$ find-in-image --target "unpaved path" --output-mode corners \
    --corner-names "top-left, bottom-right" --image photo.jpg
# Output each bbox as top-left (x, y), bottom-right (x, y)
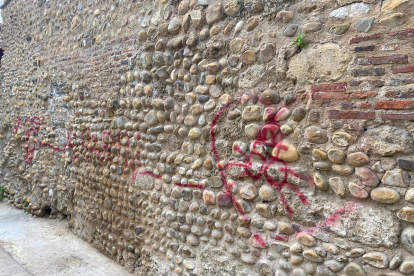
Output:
top-left (0, 203), bottom-right (133, 276)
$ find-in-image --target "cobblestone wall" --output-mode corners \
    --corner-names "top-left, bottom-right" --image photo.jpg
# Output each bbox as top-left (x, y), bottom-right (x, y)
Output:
top-left (1, 0), bottom-right (414, 275)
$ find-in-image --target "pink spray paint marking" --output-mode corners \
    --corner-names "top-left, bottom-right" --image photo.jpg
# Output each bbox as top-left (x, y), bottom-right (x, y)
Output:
top-left (175, 183), bottom-right (205, 189)
top-left (138, 171), bottom-right (161, 179)
top-left (210, 100), bottom-right (310, 217)
top-left (12, 116), bottom-right (75, 164)
top-left (252, 233), bottom-right (267, 248)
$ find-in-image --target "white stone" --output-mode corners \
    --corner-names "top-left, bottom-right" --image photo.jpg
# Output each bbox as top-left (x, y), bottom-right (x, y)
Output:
top-left (330, 3), bottom-right (370, 18)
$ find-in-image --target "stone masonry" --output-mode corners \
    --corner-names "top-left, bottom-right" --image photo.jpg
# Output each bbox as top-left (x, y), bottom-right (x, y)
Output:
top-left (1, 0), bottom-right (414, 275)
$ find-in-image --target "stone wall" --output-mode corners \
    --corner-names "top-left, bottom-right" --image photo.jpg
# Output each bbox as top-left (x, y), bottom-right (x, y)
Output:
top-left (1, 0), bottom-right (414, 275)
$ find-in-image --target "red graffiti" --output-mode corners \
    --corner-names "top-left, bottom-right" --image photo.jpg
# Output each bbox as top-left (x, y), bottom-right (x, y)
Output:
top-left (294, 202), bottom-right (357, 241)
top-left (210, 100), bottom-right (310, 217)
top-left (273, 235), bottom-right (290, 242)
top-left (139, 171), bottom-right (161, 179)
top-left (320, 202), bottom-right (356, 228)
top-left (175, 183), bottom-right (205, 189)
top-left (252, 233), bottom-right (267, 248)
top-left (12, 116), bottom-right (74, 163)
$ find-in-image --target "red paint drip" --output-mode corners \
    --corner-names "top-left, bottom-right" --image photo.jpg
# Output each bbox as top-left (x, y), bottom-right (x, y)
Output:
top-left (174, 183), bottom-right (204, 189)
top-left (139, 171), bottom-right (161, 179)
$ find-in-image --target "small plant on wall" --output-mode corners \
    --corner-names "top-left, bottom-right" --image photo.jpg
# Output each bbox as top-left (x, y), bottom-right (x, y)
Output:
top-left (294, 33), bottom-right (307, 50)
top-left (23, 199), bottom-right (29, 212)
top-left (0, 186), bottom-right (5, 201)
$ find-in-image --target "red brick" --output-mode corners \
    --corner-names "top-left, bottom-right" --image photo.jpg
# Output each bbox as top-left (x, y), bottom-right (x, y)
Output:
top-left (313, 93), bottom-right (349, 100)
top-left (393, 65), bottom-right (414, 74)
top-left (388, 28), bottom-right (414, 39)
top-left (354, 55), bottom-right (408, 65)
top-left (311, 82), bottom-right (347, 93)
top-left (381, 113), bottom-right (414, 120)
top-left (329, 110), bottom-right (375, 119)
top-left (374, 100), bottom-right (414, 109)
top-left (350, 92), bottom-right (377, 99)
top-left (350, 33), bottom-right (381, 44)
top-left (359, 103), bottom-right (372, 108)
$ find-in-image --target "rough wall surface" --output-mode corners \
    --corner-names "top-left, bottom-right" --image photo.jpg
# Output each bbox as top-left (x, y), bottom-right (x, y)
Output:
top-left (1, 0), bottom-right (414, 275)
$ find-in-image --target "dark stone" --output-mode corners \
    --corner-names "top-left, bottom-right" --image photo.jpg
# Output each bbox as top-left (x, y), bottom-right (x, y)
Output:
top-left (171, 199), bottom-right (178, 210)
top-left (182, 188), bottom-right (193, 200)
top-left (283, 93), bottom-right (296, 104)
top-left (309, 109), bottom-right (321, 122)
top-left (352, 68), bottom-right (385, 77)
top-left (283, 24), bottom-right (299, 37)
top-left (398, 158), bottom-right (414, 172)
top-left (388, 77), bottom-right (414, 86)
top-left (198, 95), bottom-right (210, 103)
top-left (292, 107), bottom-right (306, 122)
top-left (135, 226), bottom-right (145, 235)
top-left (199, 204), bottom-right (210, 215)
top-left (355, 45), bottom-right (375, 52)
top-left (117, 166), bottom-right (123, 175)
top-left (217, 192), bottom-right (233, 208)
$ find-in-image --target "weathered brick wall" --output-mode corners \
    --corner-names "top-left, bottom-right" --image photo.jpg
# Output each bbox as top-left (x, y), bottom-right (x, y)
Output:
top-left (1, 0), bottom-right (414, 275)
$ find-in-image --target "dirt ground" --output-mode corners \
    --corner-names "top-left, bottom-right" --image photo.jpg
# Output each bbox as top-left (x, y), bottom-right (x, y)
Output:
top-left (0, 202), bottom-right (133, 276)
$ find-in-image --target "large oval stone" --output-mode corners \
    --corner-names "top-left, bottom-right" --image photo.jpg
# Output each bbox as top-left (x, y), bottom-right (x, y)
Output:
top-left (389, 253), bottom-right (403, 270)
top-left (305, 126), bottom-right (328, 144)
top-left (400, 261), bottom-right (414, 274)
top-left (314, 172), bottom-right (329, 191)
top-left (347, 152), bottom-right (369, 166)
top-left (349, 183), bottom-right (369, 198)
top-left (239, 183), bottom-right (258, 200)
top-left (362, 252), bottom-right (389, 268)
top-left (303, 250), bottom-right (323, 262)
top-left (324, 260), bottom-right (345, 272)
top-left (406, 188), bottom-right (414, 202)
top-left (398, 207), bottom-right (414, 223)
top-left (398, 158), bottom-right (414, 172)
top-left (401, 227), bottom-right (414, 253)
top-left (328, 149), bottom-right (345, 164)
top-left (259, 89), bottom-right (280, 104)
top-left (242, 105), bottom-right (262, 122)
top-left (297, 233), bottom-right (315, 247)
top-left (272, 140), bottom-right (300, 162)
top-left (332, 164), bottom-right (354, 176)
top-left (217, 192), bottom-right (233, 208)
top-left (332, 132), bottom-right (353, 146)
top-left (371, 187), bottom-right (400, 204)
top-left (344, 262), bottom-right (366, 276)
top-left (259, 185), bottom-right (277, 201)
top-left (329, 177), bottom-right (345, 197)
top-left (206, 3), bottom-right (223, 25)
top-left (355, 167), bottom-right (379, 187)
